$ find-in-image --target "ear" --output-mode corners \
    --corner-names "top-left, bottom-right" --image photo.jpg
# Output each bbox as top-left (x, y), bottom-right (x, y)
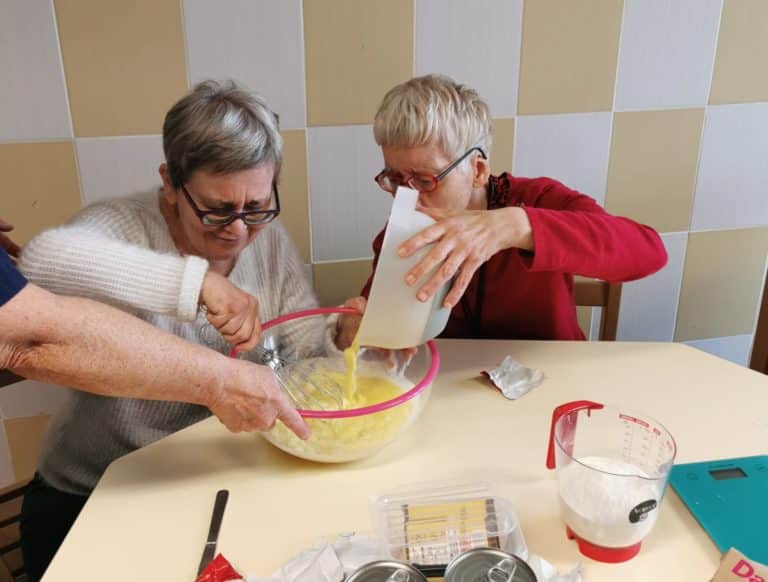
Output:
top-left (471, 152), bottom-right (491, 188)
top-left (159, 163), bottom-right (177, 204)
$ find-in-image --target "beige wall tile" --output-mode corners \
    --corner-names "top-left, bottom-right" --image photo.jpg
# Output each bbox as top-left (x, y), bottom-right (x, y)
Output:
top-left (604, 109), bottom-right (704, 233)
top-left (313, 259), bottom-right (373, 306)
top-left (710, 0), bottom-right (768, 104)
top-left (518, 0), bottom-right (624, 114)
top-left (4, 416), bottom-right (50, 484)
top-left (54, 0), bottom-right (188, 137)
top-left (675, 228), bottom-right (768, 341)
top-left (280, 130), bottom-right (311, 262)
top-left (491, 118), bottom-right (515, 175)
top-left (303, 0), bottom-right (414, 126)
top-left (0, 142), bottom-right (82, 245)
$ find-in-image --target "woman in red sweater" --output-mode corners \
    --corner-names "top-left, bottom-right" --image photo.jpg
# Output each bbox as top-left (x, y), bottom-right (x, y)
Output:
top-left (338, 74), bottom-right (667, 343)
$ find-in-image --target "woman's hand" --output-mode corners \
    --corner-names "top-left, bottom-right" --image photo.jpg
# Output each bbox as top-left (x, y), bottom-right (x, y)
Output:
top-left (208, 359), bottom-right (309, 439)
top-left (201, 271), bottom-right (261, 353)
top-left (0, 217), bottom-right (21, 261)
top-left (335, 296), bottom-right (366, 350)
top-left (398, 206), bottom-right (533, 308)
top-left (335, 296), bottom-right (418, 364)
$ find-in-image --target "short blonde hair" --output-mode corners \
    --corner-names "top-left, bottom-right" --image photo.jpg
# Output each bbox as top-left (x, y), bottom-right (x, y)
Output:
top-left (373, 74), bottom-right (492, 160)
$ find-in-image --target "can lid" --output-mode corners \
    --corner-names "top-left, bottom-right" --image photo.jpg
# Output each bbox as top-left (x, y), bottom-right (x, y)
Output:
top-left (444, 548), bottom-right (537, 582)
top-left (346, 560), bottom-right (428, 582)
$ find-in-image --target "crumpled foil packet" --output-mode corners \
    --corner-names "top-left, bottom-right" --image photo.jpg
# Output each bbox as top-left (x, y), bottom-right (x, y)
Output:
top-left (483, 355), bottom-right (544, 400)
top-left (247, 533), bottom-right (387, 582)
top-left (195, 554), bottom-right (243, 582)
top-left (528, 555), bottom-right (582, 582)
top-left (245, 533), bottom-right (579, 582)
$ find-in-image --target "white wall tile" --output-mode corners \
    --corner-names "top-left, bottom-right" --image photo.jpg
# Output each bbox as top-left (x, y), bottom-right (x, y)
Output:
top-left (0, 422), bottom-right (14, 488)
top-left (691, 103), bottom-right (768, 231)
top-left (308, 125), bottom-right (391, 261)
top-left (513, 112), bottom-right (612, 204)
top-left (415, 0), bottom-right (522, 118)
top-left (684, 334), bottom-right (754, 367)
top-left (0, 0), bottom-right (72, 141)
top-left (615, 0), bottom-right (722, 110)
top-left (0, 380), bottom-right (69, 420)
top-left (617, 232), bottom-right (688, 341)
top-left (184, 0), bottom-right (306, 130)
top-left (76, 136), bottom-right (164, 204)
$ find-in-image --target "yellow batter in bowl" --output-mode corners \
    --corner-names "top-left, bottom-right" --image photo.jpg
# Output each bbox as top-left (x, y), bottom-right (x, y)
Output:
top-left (264, 346), bottom-right (422, 462)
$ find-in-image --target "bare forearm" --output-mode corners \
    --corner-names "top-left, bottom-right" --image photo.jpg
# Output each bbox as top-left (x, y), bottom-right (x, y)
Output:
top-left (2, 284), bottom-right (223, 407)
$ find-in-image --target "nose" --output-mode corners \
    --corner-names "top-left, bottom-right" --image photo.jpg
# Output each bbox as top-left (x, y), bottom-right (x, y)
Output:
top-left (223, 218), bottom-right (247, 236)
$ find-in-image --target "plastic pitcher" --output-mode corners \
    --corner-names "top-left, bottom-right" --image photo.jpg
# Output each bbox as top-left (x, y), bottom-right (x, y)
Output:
top-left (357, 187), bottom-right (451, 349)
top-left (545, 400), bottom-right (677, 562)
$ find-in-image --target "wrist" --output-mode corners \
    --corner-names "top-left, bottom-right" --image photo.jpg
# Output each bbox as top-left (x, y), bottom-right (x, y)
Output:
top-left (496, 206), bottom-right (533, 251)
top-left (513, 206), bottom-right (534, 251)
top-left (196, 352), bottom-right (230, 409)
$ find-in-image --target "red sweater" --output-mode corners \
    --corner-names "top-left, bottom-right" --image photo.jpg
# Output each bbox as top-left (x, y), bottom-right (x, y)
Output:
top-left (361, 173), bottom-right (668, 340)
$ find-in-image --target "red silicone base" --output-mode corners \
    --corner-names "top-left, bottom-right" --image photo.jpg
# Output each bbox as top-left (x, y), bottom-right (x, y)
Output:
top-left (566, 526), bottom-right (642, 563)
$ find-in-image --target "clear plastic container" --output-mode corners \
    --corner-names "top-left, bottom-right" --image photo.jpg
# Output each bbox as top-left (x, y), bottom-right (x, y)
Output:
top-left (370, 481), bottom-right (528, 568)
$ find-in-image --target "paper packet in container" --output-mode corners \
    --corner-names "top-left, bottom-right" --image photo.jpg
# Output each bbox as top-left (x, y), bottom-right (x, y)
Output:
top-left (370, 481), bottom-right (528, 569)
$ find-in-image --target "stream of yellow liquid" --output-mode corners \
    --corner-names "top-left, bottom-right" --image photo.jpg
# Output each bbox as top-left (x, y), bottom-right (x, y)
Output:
top-left (342, 339), bottom-right (360, 401)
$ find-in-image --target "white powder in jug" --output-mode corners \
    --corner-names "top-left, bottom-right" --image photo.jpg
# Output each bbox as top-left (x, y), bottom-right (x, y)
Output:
top-left (558, 456), bottom-right (660, 547)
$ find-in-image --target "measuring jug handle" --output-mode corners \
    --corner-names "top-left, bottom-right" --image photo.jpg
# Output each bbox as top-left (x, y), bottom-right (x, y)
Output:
top-left (545, 400), bottom-right (605, 469)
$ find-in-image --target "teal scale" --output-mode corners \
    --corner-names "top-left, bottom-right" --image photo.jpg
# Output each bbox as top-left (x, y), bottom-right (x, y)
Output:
top-left (670, 455), bottom-right (768, 562)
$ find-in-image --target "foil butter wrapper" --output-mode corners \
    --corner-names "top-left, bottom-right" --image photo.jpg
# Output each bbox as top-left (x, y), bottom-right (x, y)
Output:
top-left (196, 554), bottom-right (243, 582)
top-left (483, 356), bottom-right (544, 400)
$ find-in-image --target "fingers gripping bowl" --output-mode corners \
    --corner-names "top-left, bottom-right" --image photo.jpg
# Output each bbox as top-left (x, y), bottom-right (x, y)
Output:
top-left (235, 308), bottom-right (440, 462)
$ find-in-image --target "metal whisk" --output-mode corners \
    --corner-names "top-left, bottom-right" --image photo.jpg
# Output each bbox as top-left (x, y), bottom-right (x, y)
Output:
top-left (254, 334), bottom-right (347, 411)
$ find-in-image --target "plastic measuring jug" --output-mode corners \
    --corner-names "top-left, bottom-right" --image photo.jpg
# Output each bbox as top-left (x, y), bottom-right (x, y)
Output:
top-left (357, 187), bottom-right (451, 349)
top-left (545, 400), bottom-right (677, 562)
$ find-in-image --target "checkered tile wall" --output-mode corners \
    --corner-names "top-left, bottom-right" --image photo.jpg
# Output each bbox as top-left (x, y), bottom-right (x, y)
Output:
top-left (1, 0), bottom-right (768, 489)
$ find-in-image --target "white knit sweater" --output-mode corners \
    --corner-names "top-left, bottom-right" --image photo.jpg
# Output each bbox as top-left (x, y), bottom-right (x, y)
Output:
top-left (19, 190), bottom-right (322, 495)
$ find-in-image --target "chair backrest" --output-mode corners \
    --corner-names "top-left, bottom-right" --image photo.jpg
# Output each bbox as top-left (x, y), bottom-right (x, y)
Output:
top-left (574, 277), bottom-right (623, 341)
top-left (0, 482), bottom-right (27, 581)
top-left (1, 371), bottom-right (34, 582)
top-left (750, 271), bottom-right (768, 374)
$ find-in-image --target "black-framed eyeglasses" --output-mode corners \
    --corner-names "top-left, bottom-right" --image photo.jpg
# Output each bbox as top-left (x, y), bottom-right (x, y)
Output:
top-left (180, 183), bottom-right (281, 227)
top-left (374, 146), bottom-right (488, 194)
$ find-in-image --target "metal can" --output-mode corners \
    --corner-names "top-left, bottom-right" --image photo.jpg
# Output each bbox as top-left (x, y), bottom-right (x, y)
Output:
top-left (444, 548), bottom-right (537, 582)
top-left (346, 559), bottom-right (429, 582)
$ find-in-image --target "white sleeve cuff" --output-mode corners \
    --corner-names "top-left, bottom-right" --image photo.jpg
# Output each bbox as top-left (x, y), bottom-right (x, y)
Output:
top-left (177, 256), bottom-right (209, 321)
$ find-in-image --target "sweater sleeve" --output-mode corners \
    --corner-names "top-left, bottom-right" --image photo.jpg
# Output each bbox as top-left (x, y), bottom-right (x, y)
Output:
top-left (518, 179), bottom-right (668, 282)
top-left (19, 200), bottom-right (209, 321)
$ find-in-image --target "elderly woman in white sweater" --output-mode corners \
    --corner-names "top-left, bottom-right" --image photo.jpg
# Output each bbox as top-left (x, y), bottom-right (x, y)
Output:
top-left (18, 80), bottom-right (331, 581)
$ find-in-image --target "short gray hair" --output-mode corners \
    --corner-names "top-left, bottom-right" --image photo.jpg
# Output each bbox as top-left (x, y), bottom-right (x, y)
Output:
top-left (373, 74), bottom-right (492, 160)
top-left (163, 80), bottom-right (283, 188)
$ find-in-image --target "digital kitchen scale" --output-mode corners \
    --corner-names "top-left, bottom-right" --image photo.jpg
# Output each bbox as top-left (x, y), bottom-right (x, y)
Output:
top-left (670, 455), bottom-right (768, 562)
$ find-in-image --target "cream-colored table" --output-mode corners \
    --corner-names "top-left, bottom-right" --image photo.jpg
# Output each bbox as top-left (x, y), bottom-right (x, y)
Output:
top-left (43, 340), bottom-right (768, 581)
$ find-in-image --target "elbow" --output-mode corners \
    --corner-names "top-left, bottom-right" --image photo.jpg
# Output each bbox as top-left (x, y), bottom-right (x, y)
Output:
top-left (17, 227), bottom-right (72, 278)
top-left (647, 236), bottom-right (668, 276)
